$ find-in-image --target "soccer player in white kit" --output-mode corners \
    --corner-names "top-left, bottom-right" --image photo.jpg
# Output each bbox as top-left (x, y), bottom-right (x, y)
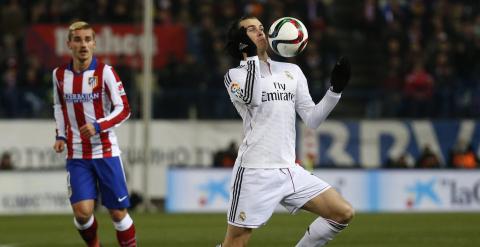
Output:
top-left (218, 16), bottom-right (354, 247)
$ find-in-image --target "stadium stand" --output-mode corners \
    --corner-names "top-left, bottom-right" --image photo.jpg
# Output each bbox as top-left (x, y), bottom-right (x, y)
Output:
top-left (0, 0), bottom-right (478, 120)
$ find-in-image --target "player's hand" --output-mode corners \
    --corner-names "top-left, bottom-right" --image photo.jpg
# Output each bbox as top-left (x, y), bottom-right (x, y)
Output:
top-left (53, 140), bottom-right (65, 153)
top-left (238, 27), bottom-right (257, 57)
top-left (330, 56), bottom-right (351, 93)
top-left (226, 27), bottom-right (257, 59)
top-left (79, 123), bottom-right (96, 138)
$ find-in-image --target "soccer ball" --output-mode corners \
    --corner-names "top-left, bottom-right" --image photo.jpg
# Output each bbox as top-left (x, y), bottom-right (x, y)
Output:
top-left (268, 17), bottom-right (308, 57)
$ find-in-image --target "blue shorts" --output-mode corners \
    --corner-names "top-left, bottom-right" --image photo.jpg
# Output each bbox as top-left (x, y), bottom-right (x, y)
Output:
top-left (66, 157), bottom-right (130, 209)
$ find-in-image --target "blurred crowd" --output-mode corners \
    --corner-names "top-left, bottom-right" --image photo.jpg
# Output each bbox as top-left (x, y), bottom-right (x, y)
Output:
top-left (384, 141), bottom-right (479, 169)
top-left (0, 0), bottom-right (479, 119)
top-left (365, 0), bottom-right (480, 118)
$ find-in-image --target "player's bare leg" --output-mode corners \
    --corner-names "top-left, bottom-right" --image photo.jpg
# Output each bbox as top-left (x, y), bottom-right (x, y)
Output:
top-left (72, 200), bottom-right (99, 247)
top-left (296, 188), bottom-right (354, 247)
top-left (221, 224), bottom-right (253, 247)
top-left (109, 208), bottom-right (137, 247)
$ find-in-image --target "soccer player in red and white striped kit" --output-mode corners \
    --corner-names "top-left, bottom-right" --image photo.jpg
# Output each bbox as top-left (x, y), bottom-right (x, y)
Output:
top-left (52, 21), bottom-right (136, 247)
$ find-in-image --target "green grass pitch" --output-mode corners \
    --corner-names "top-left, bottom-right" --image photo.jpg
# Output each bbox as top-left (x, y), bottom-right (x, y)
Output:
top-left (0, 212), bottom-right (479, 246)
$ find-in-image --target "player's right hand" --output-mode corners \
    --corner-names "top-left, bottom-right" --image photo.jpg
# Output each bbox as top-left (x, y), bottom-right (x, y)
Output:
top-left (238, 27), bottom-right (257, 57)
top-left (53, 140), bottom-right (65, 153)
top-left (226, 26), bottom-right (257, 59)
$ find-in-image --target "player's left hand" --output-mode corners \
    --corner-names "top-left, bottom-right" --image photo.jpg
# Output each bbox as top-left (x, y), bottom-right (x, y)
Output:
top-left (80, 123), bottom-right (96, 138)
top-left (330, 56), bottom-right (351, 93)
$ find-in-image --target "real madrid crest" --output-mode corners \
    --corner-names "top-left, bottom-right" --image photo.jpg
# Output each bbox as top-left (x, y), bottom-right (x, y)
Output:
top-left (284, 71), bottom-right (293, 80)
top-left (239, 211), bottom-right (247, 222)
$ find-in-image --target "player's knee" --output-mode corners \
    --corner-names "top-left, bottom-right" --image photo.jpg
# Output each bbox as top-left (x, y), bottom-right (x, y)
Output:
top-left (224, 226), bottom-right (252, 247)
top-left (73, 208), bottom-right (94, 224)
top-left (338, 203), bottom-right (355, 224)
top-left (74, 212), bottom-right (93, 225)
top-left (109, 208), bottom-right (128, 222)
top-left (224, 237), bottom-right (250, 247)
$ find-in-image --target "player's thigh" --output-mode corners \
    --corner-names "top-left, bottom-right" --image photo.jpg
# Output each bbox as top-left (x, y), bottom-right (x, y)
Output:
top-left (67, 159), bottom-right (98, 204)
top-left (280, 165), bottom-right (331, 214)
top-left (225, 224), bottom-right (253, 243)
top-left (227, 166), bottom-right (284, 228)
top-left (93, 157), bottom-right (130, 209)
top-left (302, 187), bottom-right (354, 223)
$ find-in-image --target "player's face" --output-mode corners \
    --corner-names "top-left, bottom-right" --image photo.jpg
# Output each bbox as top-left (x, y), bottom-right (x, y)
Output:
top-left (67, 29), bottom-right (96, 62)
top-left (240, 18), bottom-right (268, 53)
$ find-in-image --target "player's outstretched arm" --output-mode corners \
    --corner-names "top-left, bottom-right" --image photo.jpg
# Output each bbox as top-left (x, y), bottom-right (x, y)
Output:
top-left (296, 56), bottom-right (351, 129)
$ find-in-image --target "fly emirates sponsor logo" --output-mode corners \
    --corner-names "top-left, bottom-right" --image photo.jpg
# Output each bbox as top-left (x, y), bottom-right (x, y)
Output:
top-left (262, 82), bottom-right (295, 103)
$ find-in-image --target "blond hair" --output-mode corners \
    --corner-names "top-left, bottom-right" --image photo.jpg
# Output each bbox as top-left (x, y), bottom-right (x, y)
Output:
top-left (68, 21), bottom-right (95, 41)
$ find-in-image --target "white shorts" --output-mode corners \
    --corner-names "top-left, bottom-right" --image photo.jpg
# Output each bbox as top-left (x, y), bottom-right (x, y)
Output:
top-left (227, 164), bottom-right (331, 228)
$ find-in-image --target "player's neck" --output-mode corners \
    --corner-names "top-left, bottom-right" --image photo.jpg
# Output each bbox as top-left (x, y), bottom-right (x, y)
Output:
top-left (73, 57), bottom-right (93, 73)
top-left (258, 52), bottom-right (268, 62)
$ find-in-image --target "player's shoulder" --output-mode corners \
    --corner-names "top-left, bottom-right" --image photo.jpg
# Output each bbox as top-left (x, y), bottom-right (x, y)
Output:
top-left (269, 59), bottom-right (300, 71)
top-left (227, 64), bottom-right (247, 72)
top-left (53, 63), bottom-right (69, 72)
top-left (98, 61), bottom-right (112, 71)
top-left (100, 63), bottom-right (118, 77)
top-left (225, 64), bottom-right (248, 78)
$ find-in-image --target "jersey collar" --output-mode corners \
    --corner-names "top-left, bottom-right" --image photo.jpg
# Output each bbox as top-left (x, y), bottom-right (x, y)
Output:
top-left (67, 57), bottom-right (98, 74)
top-left (239, 57), bottom-right (273, 65)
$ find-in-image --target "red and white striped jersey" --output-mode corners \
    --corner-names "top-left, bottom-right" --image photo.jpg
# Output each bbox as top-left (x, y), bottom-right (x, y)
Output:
top-left (52, 58), bottom-right (130, 159)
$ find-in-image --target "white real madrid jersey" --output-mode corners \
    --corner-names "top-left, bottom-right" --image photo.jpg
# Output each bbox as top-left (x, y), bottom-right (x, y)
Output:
top-left (224, 56), bottom-right (341, 168)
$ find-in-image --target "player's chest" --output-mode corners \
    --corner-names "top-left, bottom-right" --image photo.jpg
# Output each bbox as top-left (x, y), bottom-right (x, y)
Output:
top-left (260, 70), bottom-right (297, 103)
top-left (61, 72), bottom-right (103, 94)
top-left (60, 72), bottom-right (104, 103)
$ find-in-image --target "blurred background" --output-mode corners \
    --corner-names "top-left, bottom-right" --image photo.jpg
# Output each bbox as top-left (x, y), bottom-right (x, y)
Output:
top-left (1, 0), bottom-right (479, 120)
top-left (0, 0), bottom-right (479, 216)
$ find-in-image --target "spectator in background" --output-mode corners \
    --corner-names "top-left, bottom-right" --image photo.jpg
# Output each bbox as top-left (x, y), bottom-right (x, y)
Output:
top-left (0, 152), bottom-right (14, 170)
top-left (385, 153), bottom-right (412, 169)
top-left (0, 0), bottom-right (479, 119)
top-left (212, 141), bottom-right (238, 168)
top-left (1, 60), bottom-right (21, 118)
top-left (416, 145), bottom-right (441, 168)
top-left (1, 0), bottom-right (25, 39)
top-left (362, 0), bottom-right (384, 44)
top-left (450, 143), bottom-right (479, 169)
top-left (402, 61), bottom-right (434, 117)
top-left (381, 38), bottom-right (405, 117)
